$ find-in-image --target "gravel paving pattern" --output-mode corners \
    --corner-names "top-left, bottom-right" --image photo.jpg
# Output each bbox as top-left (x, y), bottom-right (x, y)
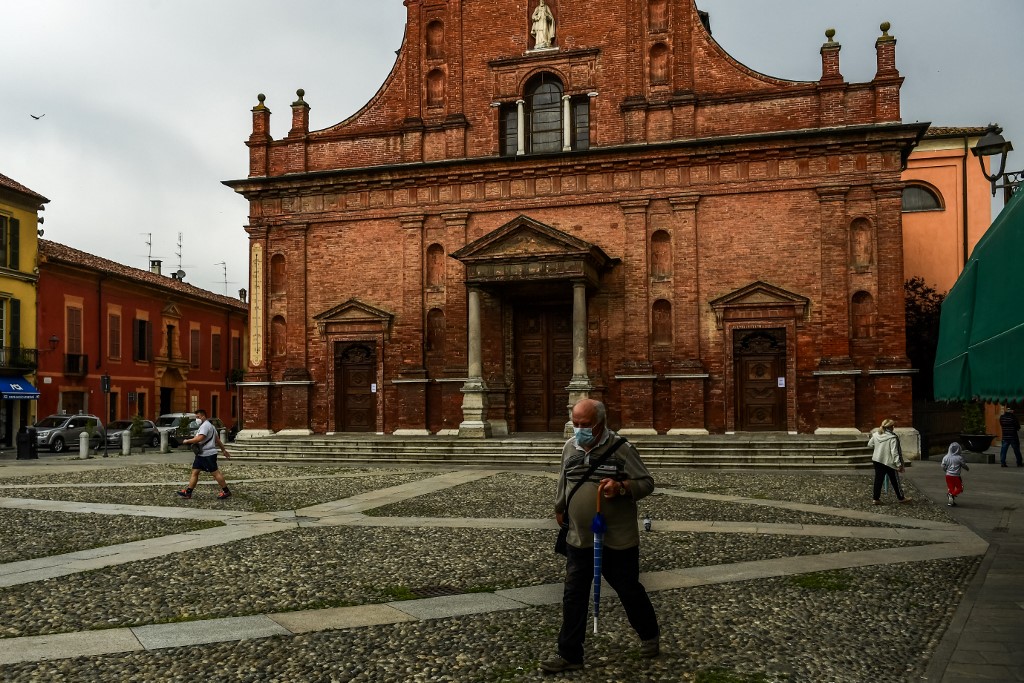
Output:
top-left (0, 463), bottom-right (983, 682)
top-left (0, 556), bottom-right (979, 683)
top-left (0, 509), bottom-right (223, 564)
top-left (370, 471), bottom-right (921, 528)
top-left (655, 470), bottom-right (952, 523)
top-left (0, 524), bottom-right (924, 639)
top-left (0, 472), bottom-right (437, 512)
top-left (0, 463), bottom-right (429, 486)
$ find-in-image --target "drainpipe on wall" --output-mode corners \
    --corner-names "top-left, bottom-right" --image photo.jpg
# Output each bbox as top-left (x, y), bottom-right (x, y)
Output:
top-left (962, 135), bottom-right (970, 269)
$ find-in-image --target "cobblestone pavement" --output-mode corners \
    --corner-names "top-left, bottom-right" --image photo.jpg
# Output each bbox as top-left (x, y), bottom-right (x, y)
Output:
top-left (0, 455), bottom-right (987, 682)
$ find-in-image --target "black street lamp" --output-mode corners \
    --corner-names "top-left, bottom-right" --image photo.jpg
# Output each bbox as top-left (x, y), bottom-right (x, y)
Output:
top-left (971, 124), bottom-right (1024, 200)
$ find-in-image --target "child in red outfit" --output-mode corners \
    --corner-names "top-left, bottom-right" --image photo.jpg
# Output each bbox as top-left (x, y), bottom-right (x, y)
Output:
top-left (940, 442), bottom-right (969, 506)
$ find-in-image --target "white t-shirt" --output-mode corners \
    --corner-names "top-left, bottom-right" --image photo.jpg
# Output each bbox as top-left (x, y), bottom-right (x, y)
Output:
top-left (196, 420), bottom-right (218, 456)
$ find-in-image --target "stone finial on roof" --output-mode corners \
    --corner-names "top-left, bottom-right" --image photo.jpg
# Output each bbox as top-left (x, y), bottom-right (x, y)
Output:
top-left (877, 21), bottom-right (895, 44)
top-left (292, 88), bottom-right (307, 107)
top-left (253, 93), bottom-right (268, 112)
top-left (820, 28), bottom-right (842, 84)
top-left (823, 28), bottom-right (839, 48)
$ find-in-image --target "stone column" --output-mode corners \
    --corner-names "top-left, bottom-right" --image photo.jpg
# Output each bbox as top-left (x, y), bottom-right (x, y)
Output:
top-left (516, 99), bottom-right (526, 156)
top-left (459, 287), bottom-right (491, 437)
top-left (565, 280), bottom-right (593, 434)
top-left (562, 95), bottom-right (572, 151)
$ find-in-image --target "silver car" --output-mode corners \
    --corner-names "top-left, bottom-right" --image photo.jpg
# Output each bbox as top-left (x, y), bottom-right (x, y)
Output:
top-left (155, 413), bottom-right (197, 447)
top-left (104, 419), bottom-right (161, 448)
top-left (33, 414), bottom-right (106, 453)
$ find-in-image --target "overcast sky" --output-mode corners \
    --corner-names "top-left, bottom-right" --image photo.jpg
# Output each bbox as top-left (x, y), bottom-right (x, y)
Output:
top-left (3, 0), bottom-right (1021, 296)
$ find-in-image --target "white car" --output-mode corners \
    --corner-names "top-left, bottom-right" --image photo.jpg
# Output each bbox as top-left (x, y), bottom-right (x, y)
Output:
top-left (155, 413), bottom-right (197, 447)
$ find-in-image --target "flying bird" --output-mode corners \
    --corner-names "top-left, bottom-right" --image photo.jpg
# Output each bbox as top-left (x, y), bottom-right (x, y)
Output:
top-left (30, 114), bottom-right (45, 120)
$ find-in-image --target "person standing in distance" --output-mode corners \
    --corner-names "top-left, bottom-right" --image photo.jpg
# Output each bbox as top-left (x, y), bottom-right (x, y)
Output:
top-left (998, 405), bottom-right (1022, 468)
top-left (177, 409), bottom-right (231, 500)
top-left (541, 398), bottom-right (659, 674)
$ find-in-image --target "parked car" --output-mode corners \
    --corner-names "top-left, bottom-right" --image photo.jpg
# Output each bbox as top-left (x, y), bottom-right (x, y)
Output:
top-left (181, 417), bottom-right (227, 443)
top-left (155, 413), bottom-right (196, 447)
top-left (105, 419), bottom-right (161, 449)
top-left (33, 414), bottom-right (106, 453)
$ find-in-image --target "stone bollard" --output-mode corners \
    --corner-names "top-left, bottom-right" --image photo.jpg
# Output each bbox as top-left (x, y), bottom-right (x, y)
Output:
top-left (79, 431), bottom-right (91, 459)
top-left (219, 429), bottom-right (228, 446)
top-left (161, 430), bottom-right (170, 454)
top-left (122, 430), bottom-right (131, 456)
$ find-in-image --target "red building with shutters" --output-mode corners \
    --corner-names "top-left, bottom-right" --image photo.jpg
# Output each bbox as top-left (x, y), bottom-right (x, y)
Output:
top-left (36, 241), bottom-right (248, 430)
top-left (226, 1), bottom-right (923, 449)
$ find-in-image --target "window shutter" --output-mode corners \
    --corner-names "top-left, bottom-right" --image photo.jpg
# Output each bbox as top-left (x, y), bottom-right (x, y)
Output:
top-left (146, 321), bottom-right (153, 361)
top-left (10, 299), bottom-right (20, 349)
top-left (133, 320), bottom-right (141, 361)
top-left (8, 219), bottom-right (18, 270)
top-left (0, 217), bottom-right (7, 259)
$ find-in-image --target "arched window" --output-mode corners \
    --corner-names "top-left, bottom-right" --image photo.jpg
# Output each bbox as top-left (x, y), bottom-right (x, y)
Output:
top-left (271, 316), bottom-right (287, 356)
top-left (652, 299), bottom-right (672, 346)
top-left (426, 20), bottom-right (444, 60)
top-left (499, 73), bottom-right (590, 156)
top-left (851, 292), bottom-right (876, 339)
top-left (426, 243), bottom-right (445, 288)
top-left (902, 185), bottom-right (943, 212)
top-left (270, 254), bottom-right (286, 295)
top-left (426, 69), bottom-right (445, 108)
top-left (650, 230), bottom-right (671, 278)
top-left (427, 308), bottom-right (446, 355)
top-left (650, 44), bottom-right (669, 85)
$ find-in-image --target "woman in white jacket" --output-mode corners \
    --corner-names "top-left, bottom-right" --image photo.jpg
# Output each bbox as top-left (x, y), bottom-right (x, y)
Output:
top-left (868, 418), bottom-right (912, 505)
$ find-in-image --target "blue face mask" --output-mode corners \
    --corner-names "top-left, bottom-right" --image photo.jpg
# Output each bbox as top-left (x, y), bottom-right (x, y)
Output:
top-left (573, 426), bottom-right (596, 446)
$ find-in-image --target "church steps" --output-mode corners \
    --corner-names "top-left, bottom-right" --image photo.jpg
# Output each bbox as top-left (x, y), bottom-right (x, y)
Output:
top-left (224, 435), bottom-right (873, 469)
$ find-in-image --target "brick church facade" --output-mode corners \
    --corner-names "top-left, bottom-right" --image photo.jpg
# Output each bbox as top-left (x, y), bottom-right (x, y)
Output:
top-left (226, 0), bottom-right (923, 440)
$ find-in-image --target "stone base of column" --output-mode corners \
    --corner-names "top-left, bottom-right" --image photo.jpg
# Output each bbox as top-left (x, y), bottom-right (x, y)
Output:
top-left (813, 427), bottom-right (863, 436)
top-left (235, 429), bottom-right (274, 439)
top-left (459, 381), bottom-right (492, 438)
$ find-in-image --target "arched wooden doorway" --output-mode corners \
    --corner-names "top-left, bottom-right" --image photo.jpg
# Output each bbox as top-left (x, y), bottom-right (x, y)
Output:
top-left (334, 343), bottom-right (376, 432)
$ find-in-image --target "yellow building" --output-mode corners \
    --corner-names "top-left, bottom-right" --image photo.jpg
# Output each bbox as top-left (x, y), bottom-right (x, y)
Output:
top-left (0, 171), bottom-right (47, 448)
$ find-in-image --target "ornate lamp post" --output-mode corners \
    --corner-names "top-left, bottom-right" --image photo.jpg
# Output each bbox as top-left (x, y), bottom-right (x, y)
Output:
top-left (971, 124), bottom-right (1023, 202)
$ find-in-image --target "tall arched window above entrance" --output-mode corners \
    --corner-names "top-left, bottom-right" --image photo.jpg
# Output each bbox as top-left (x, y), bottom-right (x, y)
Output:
top-left (851, 291), bottom-right (876, 339)
top-left (652, 299), bottom-right (672, 346)
top-left (425, 20), bottom-right (444, 60)
top-left (426, 69), bottom-right (445, 108)
top-left (270, 254), bottom-right (286, 295)
top-left (650, 230), bottom-right (671, 278)
top-left (271, 315), bottom-right (287, 356)
top-left (650, 43), bottom-right (670, 85)
top-left (426, 243), bottom-right (445, 288)
top-left (499, 73), bottom-right (590, 156)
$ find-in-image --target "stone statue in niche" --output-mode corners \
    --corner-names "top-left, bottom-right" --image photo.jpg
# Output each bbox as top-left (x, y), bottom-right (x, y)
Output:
top-left (531, 0), bottom-right (555, 49)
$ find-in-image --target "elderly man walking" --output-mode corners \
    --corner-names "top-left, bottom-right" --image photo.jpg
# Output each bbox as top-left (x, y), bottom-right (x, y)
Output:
top-left (541, 398), bottom-right (660, 674)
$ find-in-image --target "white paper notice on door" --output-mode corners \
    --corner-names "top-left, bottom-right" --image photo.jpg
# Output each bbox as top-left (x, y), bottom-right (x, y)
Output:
top-left (777, 377), bottom-right (785, 388)
top-left (371, 383), bottom-right (377, 393)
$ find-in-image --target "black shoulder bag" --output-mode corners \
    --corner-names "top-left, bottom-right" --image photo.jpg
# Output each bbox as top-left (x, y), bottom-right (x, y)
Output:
top-left (191, 429), bottom-right (212, 456)
top-left (555, 437), bottom-right (627, 556)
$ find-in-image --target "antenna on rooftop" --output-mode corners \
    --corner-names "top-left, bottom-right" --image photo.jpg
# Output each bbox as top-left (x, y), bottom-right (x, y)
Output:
top-left (216, 261), bottom-right (227, 295)
top-left (141, 233), bottom-right (152, 268)
top-left (176, 232), bottom-right (184, 271)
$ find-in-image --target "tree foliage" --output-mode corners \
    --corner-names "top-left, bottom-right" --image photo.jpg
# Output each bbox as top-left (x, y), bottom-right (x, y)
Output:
top-left (904, 276), bottom-right (946, 400)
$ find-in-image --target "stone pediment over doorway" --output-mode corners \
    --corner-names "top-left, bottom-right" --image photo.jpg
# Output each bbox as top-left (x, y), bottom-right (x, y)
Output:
top-left (709, 281), bottom-right (810, 329)
top-left (313, 298), bottom-right (394, 338)
top-left (451, 215), bottom-right (614, 287)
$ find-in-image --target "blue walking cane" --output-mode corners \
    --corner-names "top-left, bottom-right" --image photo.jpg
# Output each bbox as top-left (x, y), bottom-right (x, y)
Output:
top-left (591, 481), bottom-right (609, 634)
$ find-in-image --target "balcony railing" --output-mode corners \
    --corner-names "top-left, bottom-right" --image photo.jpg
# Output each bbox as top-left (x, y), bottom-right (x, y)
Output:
top-left (0, 346), bottom-right (39, 371)
top-left (64, 353), bottom-right (88, 376)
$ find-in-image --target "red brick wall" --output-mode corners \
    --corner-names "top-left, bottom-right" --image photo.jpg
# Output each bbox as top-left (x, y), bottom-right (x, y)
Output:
top-left (230, 0), bottom-right (921, 435)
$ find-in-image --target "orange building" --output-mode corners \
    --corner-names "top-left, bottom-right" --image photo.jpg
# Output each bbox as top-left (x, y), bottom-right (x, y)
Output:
top-left (901, 126), bottom-right (992, 294)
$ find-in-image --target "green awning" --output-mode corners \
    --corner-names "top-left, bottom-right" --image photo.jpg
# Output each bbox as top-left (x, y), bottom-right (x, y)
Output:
top-left (934, 187), bottom-right (1024, 402)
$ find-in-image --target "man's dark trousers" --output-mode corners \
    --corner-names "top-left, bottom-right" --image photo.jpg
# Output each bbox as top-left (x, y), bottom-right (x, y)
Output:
top-left (558, 544), bottom-right (659, 663)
